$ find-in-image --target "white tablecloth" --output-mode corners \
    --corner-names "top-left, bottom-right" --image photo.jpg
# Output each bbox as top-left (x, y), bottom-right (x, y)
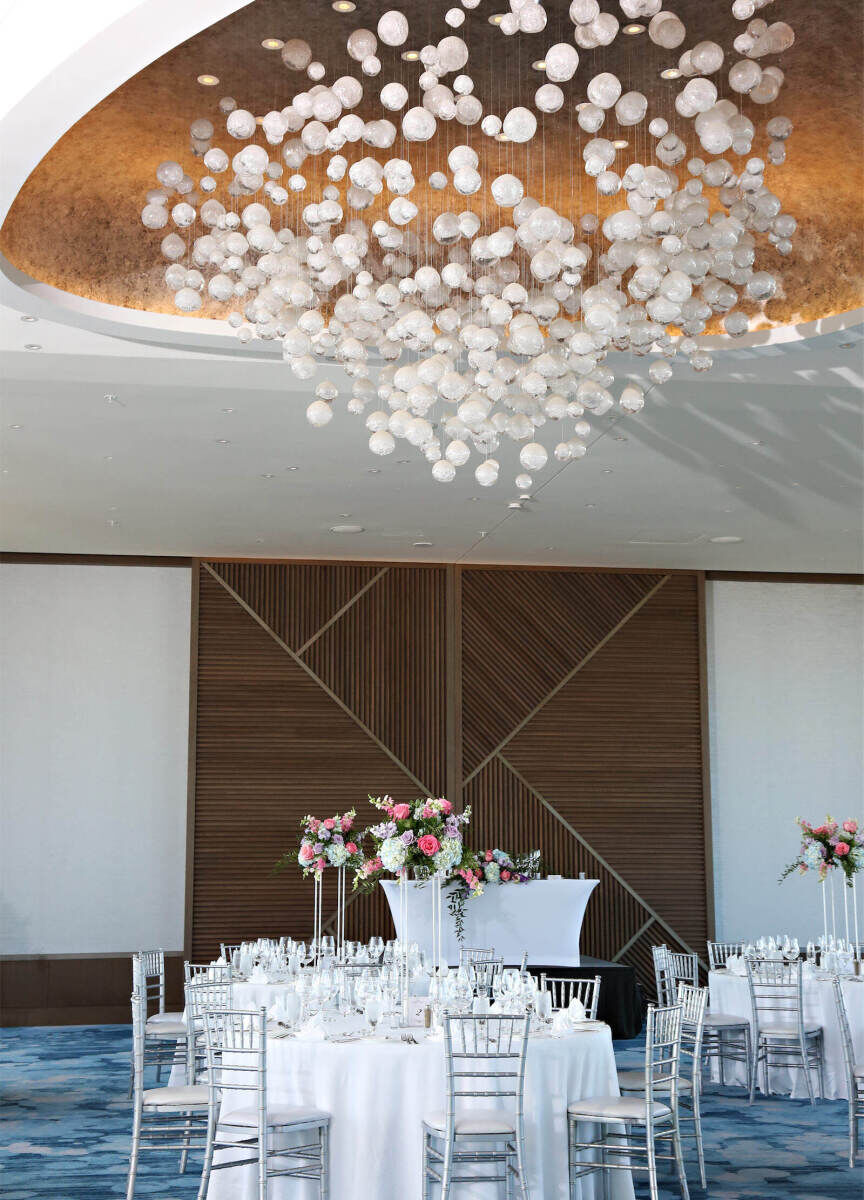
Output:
top-left (382, 878), bottom-right (599, 968)
top-left (708, 969), bottom-right (864, 1099)
top-left (206, 1019), bottom-right (633, 1200)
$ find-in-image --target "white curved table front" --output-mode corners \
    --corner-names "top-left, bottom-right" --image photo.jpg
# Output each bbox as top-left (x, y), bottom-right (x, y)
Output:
top-left (382, 878), bottom-right (599, 967)
top-left (206, 1019), bottom-right (633, 1200)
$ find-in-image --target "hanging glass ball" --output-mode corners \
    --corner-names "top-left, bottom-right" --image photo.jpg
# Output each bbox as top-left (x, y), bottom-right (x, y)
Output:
top-left (519, 442), bottom-right (548, 472)
top-left (432, 459), bottom-right (457, 482)
top-left (369, 430), bottom-right (396, 455)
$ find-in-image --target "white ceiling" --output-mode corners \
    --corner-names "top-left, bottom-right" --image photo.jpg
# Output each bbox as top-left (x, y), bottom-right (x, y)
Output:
top-left (2, 304), bottom-right (862, 569)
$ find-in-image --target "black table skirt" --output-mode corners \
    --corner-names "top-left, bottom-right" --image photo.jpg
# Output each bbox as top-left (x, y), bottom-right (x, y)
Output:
top-left (523, 957), bottom-right (643, 1040)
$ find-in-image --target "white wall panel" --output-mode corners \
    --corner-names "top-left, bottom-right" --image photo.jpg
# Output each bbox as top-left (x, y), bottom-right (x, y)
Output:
top-left (707, 581), bottom-right (864, 942)
top-left (0, 563), bottom-right (191, 953)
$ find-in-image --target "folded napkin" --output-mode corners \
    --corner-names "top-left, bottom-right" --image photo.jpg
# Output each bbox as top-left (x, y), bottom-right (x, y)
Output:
top-left (294, 1013), bottom-right (328, 1042)
top-left (249, 966), bottom-right (269, 983)
top-left (214, 956), bottom-right (227, 967)
top-left (551, 998), bottom-right (586, 1037)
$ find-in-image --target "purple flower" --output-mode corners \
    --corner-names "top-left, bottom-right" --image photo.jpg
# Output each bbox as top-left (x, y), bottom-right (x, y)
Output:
top-left (401, 830), bottom-right (415, 845)
top-left (332, 833), bottom-right (344, 845)
top-left (318, 826), bottom-right (331, 841)
top-left (313, 842), bottom-right (323, 854)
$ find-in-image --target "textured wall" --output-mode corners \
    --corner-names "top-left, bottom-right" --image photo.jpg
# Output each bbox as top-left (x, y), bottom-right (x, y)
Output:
top-left (192, 560), bottom-right (709, 990)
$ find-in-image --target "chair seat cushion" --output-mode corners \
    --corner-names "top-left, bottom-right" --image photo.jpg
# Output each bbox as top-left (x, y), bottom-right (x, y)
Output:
top-left (852, 1064), bottom-right (864, 1079)
top-left (143, 1084), bottom-right (208, 1109)
top-left (220, 1105), bottom-right (329, 1128)
top-left (568, 1096), bottom-right (671, 1121)
top-left (147, 1011), bottom-right (185, 1026)
top-left (704, 1012), bottom-right (749, 1028)
top-left (759, 1025), bottom-right (821, 1039)
top-left (616, 1069), bottom-right (692, 1093)
top-left (146, 1018), bottom-right (187, 1037)
top-left (424, 1109), bottom-right (516, 1135)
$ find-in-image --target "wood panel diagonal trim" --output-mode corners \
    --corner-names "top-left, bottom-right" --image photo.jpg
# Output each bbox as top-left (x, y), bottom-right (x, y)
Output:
top-left (497, 754), bottom-right (708, 970)
top-left (463, 573), bottom-right (670, 784)
top-left (296, 567), bottom-right (390, 656)
top-left (202, 563), bottom-right (430, 793)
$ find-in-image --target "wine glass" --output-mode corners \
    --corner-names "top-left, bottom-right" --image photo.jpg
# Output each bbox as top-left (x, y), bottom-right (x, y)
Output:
top-left (368, 936), bottom-right (384, 962)
top-left (364, 994), bottom-right (383, 1035)
top-left (321, 935), bottom-right (335, 962)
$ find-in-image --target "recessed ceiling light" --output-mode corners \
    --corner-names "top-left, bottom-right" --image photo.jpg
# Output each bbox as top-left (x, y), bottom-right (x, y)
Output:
top-left (400, 50), bottom-right (420, 61)
top-left (261, 37), bottom-right (284, 49)
top-left (602, 468), bottom-right (614, 474)
top-left (330, 524), bottom-right (364, 534)
top-left (215, 438), bottom-right (231, 445)
top-left (221, 407), bottom-right (234, 413)
top-left (495, 133), bottom-right (511, 142)
top-left (613, 139), bottom-right (629, 149)
top-left (710, 535), bottom-right (743, 544)
top-left (468, 496), bottom-right (479, 502)
top-left (585, 503), bottom-right (597, 509)
top-left (285, 465), bottom-right (299, 471)
top-left (8, 424), bottom-right (22, 430)
top-left (339, 513), bottom-right (352, 518)
top-left (103, 455), bottom-right (113, 461)
top-left (332, 0), bottom-right (356, 10)
top-left (20, 315), bottom-right (38, 323)
top-left (532, 60), bottom-right (546, 71)
top-left (197, 74), bottom-right (220, 86)
top-left (751, 440), bottom-right (764, 446)
top-left (575, 101), bottom-right (592, 112)
top-left (488, 13), bottom-right (505, 24)
top-left (623, 23), bottom-right (645, 34)
top-left (838, 339), bottom-right (858, 350)
top-left (413, 540), bottom-right (433, 547)
top-left (367, 467), bottom-right (381, 474)
top-left (397, 459), bottom-right (411, 465)
top-left (507, 501), bottom-right (523, 510)
top-left (519, 492), bottom-right (533, 501)
top-left (24, 343), bottom-right (41, 351)
top-left (259, 473), bottom-right (276, 478)
top-left (660, 68), bottom-right (681, 80)
top-left (107, 519), bottom-right (120, 528)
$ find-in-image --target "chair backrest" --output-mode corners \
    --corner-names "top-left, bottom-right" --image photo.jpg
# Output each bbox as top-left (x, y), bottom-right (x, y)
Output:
top-left (832, 977), bottom-right (856, 1095)
top-left (540, 974), bottom-right (601, 1019)
top-left (652, 944), bottom-right (674, 1005)
top-left (202, 1007), bottom-right (267, 1111)
top-left (744, 957), bottom-right (804, 1035)
top-left (442, 1014), bottom-right (530, 1125)
top-left (133, 950), bottom-right (166, 1016)
top-left (184, 961), bottom-right (232, 984)
top-left (459, 946), bottom-right (496, 965)
top-left (220, 943), bottom-right (242, 963)
top-left (468, 958), bottom-right (504, 996)
top-left (707, 940), bottom-right (742, 971)
top-left (676, 983), bottom-right (708, 1084)
top-left (643, 1002), bottom-right (683, 1116)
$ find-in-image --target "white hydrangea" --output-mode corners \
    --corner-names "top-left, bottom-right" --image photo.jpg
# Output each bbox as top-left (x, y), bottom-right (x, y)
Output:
top-left (433, 836), bottom-right (463, 874)
top-left (326, 843), bottom-right (350, 867)
top-left (380, 836), bottom-right (408, 872)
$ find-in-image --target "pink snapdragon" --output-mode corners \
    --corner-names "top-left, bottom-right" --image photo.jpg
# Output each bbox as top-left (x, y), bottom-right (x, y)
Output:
top-left (346, 842), bottom-right (358, 855)
top-left (843, 820), bottom-right (858, 834)
top-left (392, 803), bottom-right (411, 820)
top-left (439, 799), bottom-right (453, 814)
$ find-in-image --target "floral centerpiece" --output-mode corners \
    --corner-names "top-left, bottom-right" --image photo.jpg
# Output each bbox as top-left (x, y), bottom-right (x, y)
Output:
top-left (780, 816), bottom-right (864, 886)
top-left (354, 795), bottom-right (474, 889)
top-left (274, 809), bottom-right (362, 880)
top-left (448, 847), bottom-right (542, 938)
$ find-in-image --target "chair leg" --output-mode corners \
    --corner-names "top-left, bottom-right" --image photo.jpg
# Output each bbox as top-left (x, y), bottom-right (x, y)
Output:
top-left (421, 1131), bottom-right (430, 1200)
top-left (179, 1110), bottom-right (191, 1174)
top-left (127, 1051), bottom-right (135, 1100)
top-left (672, 1122), bottom-right (690, 1200)
top-left (718, 1030), bottom-right (726, 1088)
top-left (816, 1035), bottom-right (825, 1101)
top-left (319, 1122), bottom-right (329, 1200)
top-left (440, 1133), bottom-right (454, 1200)
top-left (258, 1124), bottom-right (267, 1200)
top-left (646, 1123), bottom-right (659, 1200)
top-left (748, 1039), bottom-right (759, 1105)
top-left (692, 1085), bottom-right (707, 1190)
top-left (515, 1125), bottom-right (529, 1200)
top-left (126, 1106), bottom-right (142, 1200)
top-left (801, 1038), bottom-right (816, 1107)
top-left (197, 1111), bottom-right (216, 1200)
top-left (743, 1024), bottom-right (753, 1092)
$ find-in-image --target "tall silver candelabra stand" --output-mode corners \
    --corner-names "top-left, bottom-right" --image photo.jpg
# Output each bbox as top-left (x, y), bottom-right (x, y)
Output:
top-left (312, 872), bottom-right (323, 967)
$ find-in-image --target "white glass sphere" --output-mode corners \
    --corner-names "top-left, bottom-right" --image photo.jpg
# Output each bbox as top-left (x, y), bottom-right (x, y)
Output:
top-left (619, 385), bottom-right (645, 413)
top-left (519, 442), bottom-right (548, 471)
top-left (402, 107), bottom-right (436, 142)
top-left (445, 439), bottom-right (470, 466)
top-left (174, 287), bottom-right (202, 312)
top-left (502, 107), bottom-right (537, 143)
top-left (226, 109), bottom-right (256, 139)
top-left (587, 72), bottom-right (621, 109)
top-left (474, 460), bottom-right (499, 487)
top-left (536, 84), bottom-right (564, 114)
top-left (432, 459), bottom-right (457, 482)
top-left (347, 29), bottom-right (377, 62)
top-left (380, 82), bottom-right (409, 111)
top-left (545, 43), bottom-right (579, 82)
top-left (369, 430), bottom-right (396, 455)
top-left (282, 38), bottom-right (312, 69)
top-left (377, 10), bottom-right (409, 46)
top-left (141, 202), bottom-right (168, 230)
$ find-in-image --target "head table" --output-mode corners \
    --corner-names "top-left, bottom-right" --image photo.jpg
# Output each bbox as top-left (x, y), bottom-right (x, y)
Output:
top-left (205, 1005), bottom-right (633, 1200)
top-left (708, 968), bottom-right (864, 1100)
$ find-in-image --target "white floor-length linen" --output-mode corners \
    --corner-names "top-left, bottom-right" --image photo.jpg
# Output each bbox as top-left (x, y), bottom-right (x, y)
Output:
top-left (708, 970), bottom-right (864, 1099)
top-left (205, 1022), bottom-right (634, 1200)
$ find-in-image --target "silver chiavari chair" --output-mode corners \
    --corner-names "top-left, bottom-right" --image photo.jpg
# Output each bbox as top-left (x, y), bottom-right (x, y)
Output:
top-left (652, 944), bottom-right (674, 1005)
top-left (540, 974), bottom-right (601, 1019)
top-left (184, 961), bottom-right (232, 985)
top-left (199, 1007), bottom-right (330, 1200)
top-left (185, 976), bottom-right (233, 1085)
top-left (707, 940), bottom-right (743, 971)
top-left (832, 976), bottom-right (864, 1167)
top-left (619, 984), bottom-right (708, 1190)
top-left (128, 953), bottom-right (187, 1096)
top-left (468, 958), bottom-right (504, 997)
top-left (220, 942), bottom-right (242, 963)
top-left (744, 957), bottom-right (824, 1105)
top-left (126, 988), bottom-right (209, 1200)
top-left (569, 1002), bottom-right (689, 1200)
top-left (459, 946), bottom-right (497, 966)
top-left (422, 1013), bottom-right (531, 1200)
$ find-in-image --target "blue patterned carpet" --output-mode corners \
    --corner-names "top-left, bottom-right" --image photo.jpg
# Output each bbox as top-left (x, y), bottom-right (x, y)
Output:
top-left (0, 1024), bottom-right (860, 1198)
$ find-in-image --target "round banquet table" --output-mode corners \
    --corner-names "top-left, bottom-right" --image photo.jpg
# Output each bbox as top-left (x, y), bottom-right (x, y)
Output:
top-left (708, 968), bottom-right (864, 1100)
top-left (205, 1016), bottom-right (635, 1200)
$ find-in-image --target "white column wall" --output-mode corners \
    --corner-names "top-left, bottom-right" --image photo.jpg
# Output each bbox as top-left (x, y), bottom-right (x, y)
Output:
top-left (0, 563), bottom-right (191, 954)
top-left (706, 580), bottom-right (864, 943)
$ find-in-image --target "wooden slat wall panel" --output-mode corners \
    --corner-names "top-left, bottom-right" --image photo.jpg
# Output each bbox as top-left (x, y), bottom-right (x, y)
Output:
top-left (304, 567), bottom-right (447, 795)
top-left (192, 563), bottom-right (707, 980)
top-left (461, 570), bottom-right (665, 775)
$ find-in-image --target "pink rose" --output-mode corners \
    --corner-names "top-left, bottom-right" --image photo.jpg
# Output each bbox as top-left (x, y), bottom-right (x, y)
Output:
top-left (501, 869), bottom-right (511, 881)
top-left (474, 868), bottom-right (483, 879)
top-left (439, 799), bottom-right (453, 814)
top-left (299, 843), bottom-right (315, 862)
top-left (392, 803), bottom-right (411, 820)
top-left (323, 818), bottom-right (336, 830)
top-left (418, 834), bottom-right (440, 857)
top-left (346, 842), bottom-right (358, 855)
top-left (341, 815), bottom-right (354, 831)
top-left (485, 850), bottom-right (493, 862)
top-left (813, 826), bottom-right (829, 836)
top-left (835, 842), bottom-right (850, 857)
top-left (843, 820), bottom-right (858, 834)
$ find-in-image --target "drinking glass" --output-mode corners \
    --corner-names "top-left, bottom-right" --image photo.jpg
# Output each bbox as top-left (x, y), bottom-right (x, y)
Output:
top-left (364, 994), bottom-right (383, 1034)
top-left (369, 937), bottom-right (384, 962)
top-left (321, 935), bottom-right (335, 961)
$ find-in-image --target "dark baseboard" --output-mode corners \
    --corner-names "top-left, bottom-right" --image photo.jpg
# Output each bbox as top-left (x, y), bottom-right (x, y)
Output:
top-left (0, 953), bottom-right (184, 1028)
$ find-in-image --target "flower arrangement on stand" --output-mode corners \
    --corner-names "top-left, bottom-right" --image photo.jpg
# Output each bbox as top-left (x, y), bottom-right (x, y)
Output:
top-left (274, 809), bottom-right (363, 961)
top-left (780, 816), bottom-right (864, 960)
top-left (448, 847), bottom-right (542, 939)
